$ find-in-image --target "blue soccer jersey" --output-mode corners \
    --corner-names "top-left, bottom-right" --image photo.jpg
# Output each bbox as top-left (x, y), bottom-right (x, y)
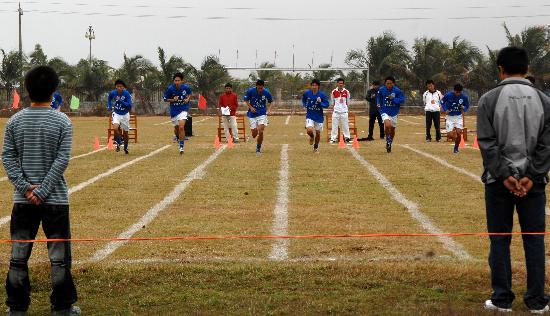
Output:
top-left (163, 84), bottom-right (193, 118)
top-left (107, 90), bottom-right (132, 115)
top-left (377, 86), bottom-right (405, 117)
top-left (442, 92), bottom-right (470, 116)
top-left (302, 89), bottom-right (329, 123)
top-left (50, 91), bottom-right (63, 110)
top-left (244, 87), bottom-right (273, 118)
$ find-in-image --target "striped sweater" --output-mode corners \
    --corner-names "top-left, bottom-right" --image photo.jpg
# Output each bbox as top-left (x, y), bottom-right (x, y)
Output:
top-left (2, 107), bottom-right (72, 205)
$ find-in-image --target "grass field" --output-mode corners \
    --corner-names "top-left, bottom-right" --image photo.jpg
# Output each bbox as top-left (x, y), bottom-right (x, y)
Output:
top-left (0, 114), bottom-right (549, 315)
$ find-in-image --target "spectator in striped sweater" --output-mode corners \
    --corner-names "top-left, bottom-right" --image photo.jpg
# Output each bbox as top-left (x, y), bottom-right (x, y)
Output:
top-left (2, 66), bottom-right (79, 316)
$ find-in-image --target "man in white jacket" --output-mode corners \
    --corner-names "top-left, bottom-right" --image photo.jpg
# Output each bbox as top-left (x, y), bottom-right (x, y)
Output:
top-left (330, 78), bottom-right (351, 143)
top-left (423, 80), bottom-right (443, 142)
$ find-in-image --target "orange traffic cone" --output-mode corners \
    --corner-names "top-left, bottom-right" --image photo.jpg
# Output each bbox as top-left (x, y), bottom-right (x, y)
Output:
top-left (227, 136), bottom-right (234, 149)
top-left (472, 135), bottom-right (479, 149)
top-left (93, 136), bottom-right (101, 150)
top-left (214, 135), bottom-right (221, 149)
top-left (107, 137), bottom-right (114, 150)
top-left (352, 135), bottom-right (360, 149)
top-left (459, 134), bottom-right (466, 149)
top-left (338, 135), bottom-right (346, 149)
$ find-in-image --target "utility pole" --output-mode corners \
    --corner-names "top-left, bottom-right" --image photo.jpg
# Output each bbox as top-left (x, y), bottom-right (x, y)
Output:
top-left (85, 25), bottom-right (96, 64)
top-left (18, 2), bottom-right (23, 92)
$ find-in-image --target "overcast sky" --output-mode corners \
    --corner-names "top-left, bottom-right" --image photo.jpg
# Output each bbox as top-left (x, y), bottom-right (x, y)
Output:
top-left (0, 0), bottom-right (548, 78)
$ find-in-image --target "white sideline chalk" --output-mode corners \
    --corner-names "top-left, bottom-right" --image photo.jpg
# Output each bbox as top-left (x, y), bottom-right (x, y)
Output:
top-left (89, 146), bottom-right (227, 262)
top-left (0, 145), bottom-right (171, 230)
top-left (399, 118), bottom-right (421, 125)
top-left (69, 145), bottom-right (170, 195)
top-left (154, 121), bottom-right (172, 126)
top-left (400, 144), bottom-right (550, 216)
top-left (70, 147), bottom-right (107, 161)
top-left (269, 144), bottom-right (290, 261)
top-left (285, 115), bottom-right (291, 125)
top-left (348, 148), bottom-right (472, 260)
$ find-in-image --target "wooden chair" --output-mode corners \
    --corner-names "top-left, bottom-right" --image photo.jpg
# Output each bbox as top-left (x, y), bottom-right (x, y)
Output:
top-left (325, 113), bottom-right (358, 142)
top-left (218, 115), bottom-right (247, 142)
top-left (108, 114), bottom-right (138, 143)
top-left (440, 113), bottom-right (468, 142)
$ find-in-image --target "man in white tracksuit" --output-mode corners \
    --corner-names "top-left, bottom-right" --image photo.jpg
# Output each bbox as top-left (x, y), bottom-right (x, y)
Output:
top-left (330, 78), bottom-right (351, 143)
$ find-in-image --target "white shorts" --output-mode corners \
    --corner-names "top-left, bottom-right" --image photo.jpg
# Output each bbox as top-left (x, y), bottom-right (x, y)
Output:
top-left (112, 112), bottom-right (130, 131)
top-left (305, 119), bottom-right (323, 131)
top-left (381, 113), bottom-right (398, 127)
top-left (171, 111), bottom-right (188, 127)
top-left (249, 115), bottom-right (268, 130)
top-left (446, 115), bottom-right (463, 132)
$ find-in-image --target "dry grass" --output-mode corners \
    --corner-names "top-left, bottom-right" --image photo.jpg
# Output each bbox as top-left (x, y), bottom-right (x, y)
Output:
top-left (0, 114), bottom-right (548, 315)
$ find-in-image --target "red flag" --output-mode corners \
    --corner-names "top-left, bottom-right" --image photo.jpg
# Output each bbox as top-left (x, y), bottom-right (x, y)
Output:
top-left (12, 89), bottom-right (20, 109)
top-left (198, 94), bottom-right (207, 110)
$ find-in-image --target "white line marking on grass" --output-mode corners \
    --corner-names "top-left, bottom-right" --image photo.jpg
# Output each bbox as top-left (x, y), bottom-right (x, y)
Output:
top-left (0, 216), bottom-right (10, 227)
top-left (69, 145), bottom-right (170, 195)
top-left (399, 118), bottom-right (421, 125)
top-left (285, 115), bottom-right (291, 125)
top-left (269, 144), bottom-right (290, 261)
top-left (348, 148), bottom-right (472, 260)
top-left (70, 147), bottom-right (107, 161)
top-left (89, 146), bottom-right (227, 262)
top-left (400, 144), bottom-right (550, 216)
top-left (154, 121), bottom-right (172, 126)
top-left (193, 117), bottom-right (211, 124)
top-left (0, 176), bottom-right (7, 182)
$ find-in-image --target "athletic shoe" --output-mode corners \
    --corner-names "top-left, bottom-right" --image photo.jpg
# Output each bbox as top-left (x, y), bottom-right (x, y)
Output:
top-left (313, 148), bottom-right (319, 154)
top-left (115, 143), bottom-right (120, 152)
top-left (483, 300), bottom-right (512, 313)
top-left (436, 139), bottom-right (441, 143)
top-left (426, 139), bottom-right (432, 142)
top-left (386, 142), bottom-right (392, 153)
top-left (329, 139), bottom-right (336, 144)
top-left (184, 137), bottom-right (190, 141)
top-left (380, 136), bottom-right (385, 139)
top-left (124, 149), bottom-right (129, 155)
top-left (173, 136), bottom-right (178, 143)
top-left (233, 139), bottom-right (240, 144)
top-left (366, 137), bottom-right (374, 141)
top-left (345, 137), bottom-right (351, 143)
top-left (309, 136), bottom-right (314, 145)
top-left (529, 305), bottom-right (549, 314)
top-left (179, 146), bottom-right (184, 155)
top-left (453, 145), bottom-right (459, 154)
top-left (51, 306), bottom-right (81, 316)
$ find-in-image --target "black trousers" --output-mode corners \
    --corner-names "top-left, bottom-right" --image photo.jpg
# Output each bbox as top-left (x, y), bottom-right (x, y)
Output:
top-left (485, 182), bottom-right (549, 310)
top-left (368, 111), bottom-right (384, 138)
top-left (425, 111), bottom-right (441, 141)
top-left (6, 204), bottom-right (77, 312)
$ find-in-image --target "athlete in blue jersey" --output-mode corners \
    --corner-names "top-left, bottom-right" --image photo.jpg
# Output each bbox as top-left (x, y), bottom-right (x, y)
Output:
top-left (163, 73), bottom-right (192, 155)
top-left (244, 79), bottom-right (273, 154)
top-left (441, 83), bottom-right (470, 153)
top-left (50, 91), bottom-right (62, 111)
top-left (107, 79), bottom-right (133, 154)
top-left (302, 79), bottom-right (329, 153)
top-left (377, 76), bottom-right (405, 153)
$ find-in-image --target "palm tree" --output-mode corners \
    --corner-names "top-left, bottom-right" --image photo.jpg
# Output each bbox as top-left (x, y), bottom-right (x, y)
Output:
top-left (312, 63), bottom-right (342, 82)
top-left (191, 55), bottom-right (229, 109)
top-left (468, 47), bottom-right (500, 95)
top-left (28, 44), bottom-right (48, 68)
top-left (443, 37), bottom-right (481, 88)
top-left (157, 47), bottom-right (192, 85)
top-left (410, 37), bottom-right (449, 90)
top-left (345, 31), bottom-right (411, 82)
top-left (503, 23), bottom-right (549, 87)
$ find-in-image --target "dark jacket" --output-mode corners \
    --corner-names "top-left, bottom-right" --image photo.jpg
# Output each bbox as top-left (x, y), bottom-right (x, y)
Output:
top-left (366, 88), bottom-right (379, 114)
top-left (477, 78), bottom-right (550, 184)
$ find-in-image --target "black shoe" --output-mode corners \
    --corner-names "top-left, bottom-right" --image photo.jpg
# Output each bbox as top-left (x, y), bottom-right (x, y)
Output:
top-left (366, 137), bottom-right (374, 141)
top-left (344, 137), bottom-right (351, 143)
top-left (115, 143), bottom-right (120, 152)
top-left (380, 136), bottom-right (385, 139)
top-left (386, 143), bottom-right (392, 153)
top-left (124, 149), bottom-right (129, 155)
top-left (436, 139), bottom-right (441, 143)
top-left (426, 139), bottom-right (432, 142)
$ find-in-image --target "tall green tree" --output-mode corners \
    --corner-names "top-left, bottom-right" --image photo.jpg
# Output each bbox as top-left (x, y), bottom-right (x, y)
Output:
top-left (28, 44), bottom-right (48, 68)
top-left (410, 37), bottom-right (448, 90)
top-left (191, 55), bottom-right (229, 106)
top-left (157, 47), bottom-right (192, 85)
top-left (0, 49), bottom-right (23, 102)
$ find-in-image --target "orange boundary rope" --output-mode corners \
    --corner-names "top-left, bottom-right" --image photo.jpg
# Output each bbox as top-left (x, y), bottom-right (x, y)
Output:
top-left (1, 232), bottom-right (548, 243)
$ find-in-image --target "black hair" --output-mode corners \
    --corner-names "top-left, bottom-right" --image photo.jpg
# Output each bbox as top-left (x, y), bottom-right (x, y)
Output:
top-left (426, 80), bottom-right (435, 85)
top-left (24, 66), bottom-right (59, 103)
top-left (225, 82), bottom-right (233, 88)
top-left (114, 79), bottom-right (126, 88)
top-left (385, 76), bottom-right (396, 83)
top-left (372, 80), bottom-right (380, 85)
top-left (256, 79), bottom-right (265, 86)
top-left (454, 83), bottom-right (464, 92)
top-left (525, 76), bottom-right (536, 85)
top-left (311, 79), bottom-right (321, 86)
top-left (173, 72), bottom-right (184, 80)
top-left (497, 46), bottom-right (529, 75)
top-left (336, 78), bottom-right (345, 83)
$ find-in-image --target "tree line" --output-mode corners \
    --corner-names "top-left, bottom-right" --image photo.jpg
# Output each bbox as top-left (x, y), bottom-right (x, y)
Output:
top-left (0, 23), bottom-right (547, 112)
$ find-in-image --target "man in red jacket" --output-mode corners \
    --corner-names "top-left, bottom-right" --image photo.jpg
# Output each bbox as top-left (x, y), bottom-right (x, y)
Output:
top-left (218, 83), bottom-right (240, 143)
